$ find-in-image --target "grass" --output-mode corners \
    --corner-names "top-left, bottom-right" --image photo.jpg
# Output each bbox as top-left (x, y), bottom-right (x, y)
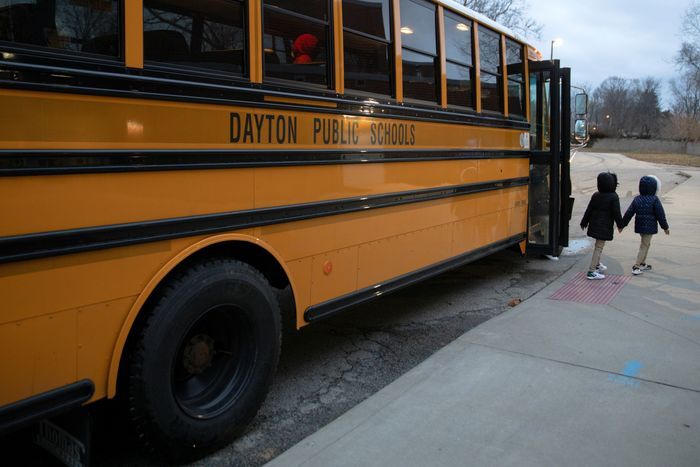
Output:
top-left (622, 152), bottom-right (700, 168)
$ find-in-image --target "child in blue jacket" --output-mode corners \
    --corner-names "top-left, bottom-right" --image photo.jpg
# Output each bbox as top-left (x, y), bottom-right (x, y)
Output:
top-left (621, 175), bottom-right (670, 275)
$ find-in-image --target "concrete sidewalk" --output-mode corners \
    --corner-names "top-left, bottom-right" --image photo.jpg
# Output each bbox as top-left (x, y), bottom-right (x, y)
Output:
top-left (267, 170), bottom-right (700, 467)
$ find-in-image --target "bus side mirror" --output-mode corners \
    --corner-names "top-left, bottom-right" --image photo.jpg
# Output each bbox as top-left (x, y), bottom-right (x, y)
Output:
top-left (575, 93), bottom-right (588, 116)
top-left (574, 119), bottom-right (588, 142)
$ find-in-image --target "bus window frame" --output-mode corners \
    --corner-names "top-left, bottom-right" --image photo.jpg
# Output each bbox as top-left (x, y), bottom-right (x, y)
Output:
top-left (399, 0), bottom-right (440, 106)
top-left (142, 0), bottom-right (250, 83)
top-left (0, 0), bottom-right (126, 68)
top-left (341, 0), bottom-right (396, 101)
top-left (504, 37), bottom-right (526, 120)
top-left (443, 10), bottom-right (475, 111)
top-left (261, 0), bottom-right (335, 92)
top-left (477, 24), bottom-right (504, 116)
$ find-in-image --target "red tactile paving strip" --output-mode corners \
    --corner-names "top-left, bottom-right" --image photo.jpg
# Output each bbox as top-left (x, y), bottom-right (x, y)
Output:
top-left (548, 272), bottom-right (631, 304)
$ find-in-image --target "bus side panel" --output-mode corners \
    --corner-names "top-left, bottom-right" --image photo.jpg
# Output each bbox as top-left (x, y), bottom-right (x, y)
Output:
top-left (0, 90), bottom-right (524, 151)
top-left (0, 308), bottom-right (77, 406)
top-left (0, 160), bottom-right (524, 238)
top-left (0, 241), bottom-right (196, 405)
top-left (1, 242), bottom-right (179, 326)
top-left (0, 183), bottom-right (527, 406)
top-left (264, 184), bottom-right (527, 306)
top-left (284, 257), bottom-right (313, 327)
top-left (310, 247), bottom-right (359, 305)
top-left (0, 233), bottom-right (291, 406)
top-left (0, 169), bottom-right (256, 237)
top-left (0, 296), bottom-right (136, 406)
top-left (77, 297), bottom-right (137, 401)
top-left (357, 224), bottom-right (454, 288)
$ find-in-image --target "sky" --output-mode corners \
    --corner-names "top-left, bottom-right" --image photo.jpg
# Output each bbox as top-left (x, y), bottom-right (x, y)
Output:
top-left (525, 0), bottom-right (692, 109)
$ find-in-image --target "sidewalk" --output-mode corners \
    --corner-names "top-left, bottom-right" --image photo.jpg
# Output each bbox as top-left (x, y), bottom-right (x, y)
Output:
top-left (267, 170), bottom-right (700, 467)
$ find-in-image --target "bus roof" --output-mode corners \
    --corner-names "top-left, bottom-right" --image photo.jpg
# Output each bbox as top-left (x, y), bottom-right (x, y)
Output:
top-left (436, 0), bottom-right (532, 47)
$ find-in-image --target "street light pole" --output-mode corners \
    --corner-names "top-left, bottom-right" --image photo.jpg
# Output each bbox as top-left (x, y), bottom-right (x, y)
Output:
top-left (550, 38), bottom-right (563, 60)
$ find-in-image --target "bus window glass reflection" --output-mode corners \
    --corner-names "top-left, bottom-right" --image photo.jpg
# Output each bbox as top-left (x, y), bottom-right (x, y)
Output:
top-left (143, 0), bottom-right (246, 75)
top-left (263, 1), bottom-right (330, 87)
top-left (0, 0), bottom-right (120, 56)
top-left (343, 0), bottom-right (393, 97)
top-left (479, 26), bottom-right (502, 113)
top-left (400, 0), bottom-right (437, 104)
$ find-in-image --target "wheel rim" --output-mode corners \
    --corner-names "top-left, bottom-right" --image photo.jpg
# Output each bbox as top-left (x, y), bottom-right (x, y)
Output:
top-left (172, 305), bottom-right (256, 419)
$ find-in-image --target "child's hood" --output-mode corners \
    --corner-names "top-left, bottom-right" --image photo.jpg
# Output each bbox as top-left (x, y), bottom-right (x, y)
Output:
top-left (639, 175), bottom-right (658, 196)
top-left (597, 172), bottom-right (617, 193)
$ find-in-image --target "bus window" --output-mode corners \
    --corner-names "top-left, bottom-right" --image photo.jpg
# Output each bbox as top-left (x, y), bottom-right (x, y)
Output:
top-left (400, 0), bottom-right (438, 104)
top-left (479, 26), bottom-right (502, 113)
top-left (505, 38), bottom-right (525, 118)
top-left (528, 164), bottom-right (551, 244)
top-left (263, 0), bottom-right (330, 87)
top-left (0, 0), bottom-right (120, 57)
top-left (343, 0), bottom-right (392, 97)
top-left (143, 0), bottom-right (246, 75)
top-left (444, 11), bottom-right (474, 109)
top-left (530, 70), bottom-right (551, 150)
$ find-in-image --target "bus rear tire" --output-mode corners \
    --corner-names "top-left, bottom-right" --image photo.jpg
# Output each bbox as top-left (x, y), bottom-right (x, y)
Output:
top-left (126, 259), bottom-right (281, 462)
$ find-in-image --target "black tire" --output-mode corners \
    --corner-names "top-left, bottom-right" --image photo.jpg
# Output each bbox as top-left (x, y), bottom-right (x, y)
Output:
top-left (126, 259), bottom-right (281, 462)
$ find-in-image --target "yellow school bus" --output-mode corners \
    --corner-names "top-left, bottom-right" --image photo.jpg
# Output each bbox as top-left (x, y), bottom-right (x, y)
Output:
top-left (0, 0), bottom-right (576, 462)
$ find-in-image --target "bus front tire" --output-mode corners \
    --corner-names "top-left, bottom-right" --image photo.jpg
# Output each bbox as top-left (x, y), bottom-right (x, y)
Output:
top-left (126, 259), bottom-right (281, 462)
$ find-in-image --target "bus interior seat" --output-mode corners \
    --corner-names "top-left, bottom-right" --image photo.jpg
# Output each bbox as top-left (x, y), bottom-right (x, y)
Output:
top-left (264, 49), bottom-right (280, 64)
top-left (144, 30), bottom-right (189, 61)
top-left (193, 48), bottom-right (244, 65)
top-left (82, 34), bottom-right (119, 56)
top-left (1, 3), bottom-right (55, 46)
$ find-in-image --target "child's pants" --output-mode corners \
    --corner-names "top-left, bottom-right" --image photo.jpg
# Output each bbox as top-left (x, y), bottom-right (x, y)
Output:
top-left (589, 239), bottom-right (605, 272)
top-left (635, 234), bottom-right (653, 266)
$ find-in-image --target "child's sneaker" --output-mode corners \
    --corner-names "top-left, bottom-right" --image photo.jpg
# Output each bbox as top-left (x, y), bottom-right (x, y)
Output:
top-left (632, 266), bottom-right (643, 275)
top-left (587, 271), bottom-right (605, 280)
top-left (596, 263), bottom-right (608, 272)
top-left (639, 263), bottom-right (652, 271)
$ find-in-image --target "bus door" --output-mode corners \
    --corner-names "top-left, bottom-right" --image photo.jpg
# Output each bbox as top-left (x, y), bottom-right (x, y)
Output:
top-left (527, 60), bottom-right (572, 256)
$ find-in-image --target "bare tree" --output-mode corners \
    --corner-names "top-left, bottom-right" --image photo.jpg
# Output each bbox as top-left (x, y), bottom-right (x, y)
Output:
top-left (459, 0), bottom-right (542, 38)
top-left (589, 77), bottom-right (663, 138)
top-left (676, 1), bottom-right (700, 73)
top-left (670, 75), bottom-right (700, 120)
top-left (632, 78), bottom-right (663, 138)
top-left (668, 1), bottom-right (700, 141)
top-left (591, 77), bottom-right (632, 136)
top-left (58, 1), bottom-right (115, 42)
top-left (664, 74), bottom-right (700, 141)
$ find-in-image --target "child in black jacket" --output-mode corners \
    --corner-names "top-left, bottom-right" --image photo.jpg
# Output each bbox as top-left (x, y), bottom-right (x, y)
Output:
top-left (621, 175), bottom-right (670, 275)
top-left (580, 172), bottom-right (624, 280)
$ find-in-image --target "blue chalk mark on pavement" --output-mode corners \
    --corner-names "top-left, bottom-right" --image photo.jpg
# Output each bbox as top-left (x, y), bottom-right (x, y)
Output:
top-left (682, 314), bottom-right (700, 321)
top-left (608, 360), bottom-right (643, 387)
top-left (622, 360), bottom-right (643, 377)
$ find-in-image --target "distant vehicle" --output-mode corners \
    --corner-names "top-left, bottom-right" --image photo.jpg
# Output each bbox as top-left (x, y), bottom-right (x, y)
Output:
top-left (0, 0), bottom-right (578, 464)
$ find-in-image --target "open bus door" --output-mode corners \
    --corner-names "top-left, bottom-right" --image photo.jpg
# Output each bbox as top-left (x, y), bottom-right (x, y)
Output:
top-left (527, 59), bottom-right (573, 256)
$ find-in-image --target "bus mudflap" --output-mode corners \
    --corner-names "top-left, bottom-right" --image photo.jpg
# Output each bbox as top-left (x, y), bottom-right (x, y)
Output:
top-left (33, 407), bottom-right (92, 467)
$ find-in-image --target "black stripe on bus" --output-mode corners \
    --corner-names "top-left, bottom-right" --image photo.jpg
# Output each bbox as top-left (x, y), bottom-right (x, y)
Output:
top-left (0, 150), bottom-right (529, 176)
top-left (0, 177), bottom-right (528, 264)
top-left (305, 234), bottom-right (526, 322)
top-left (0, 60), bottom-right (530, 131)
top-left (0, 379), bottom-right (94, 435)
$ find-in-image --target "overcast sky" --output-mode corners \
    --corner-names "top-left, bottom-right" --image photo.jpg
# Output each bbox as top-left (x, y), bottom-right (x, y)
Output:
top-left (525, 0), bottom-right (691, 109)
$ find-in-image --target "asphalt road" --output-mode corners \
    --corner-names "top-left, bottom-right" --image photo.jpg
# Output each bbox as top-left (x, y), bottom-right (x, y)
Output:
top-left (7, 152), bottom-right (690, 467)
